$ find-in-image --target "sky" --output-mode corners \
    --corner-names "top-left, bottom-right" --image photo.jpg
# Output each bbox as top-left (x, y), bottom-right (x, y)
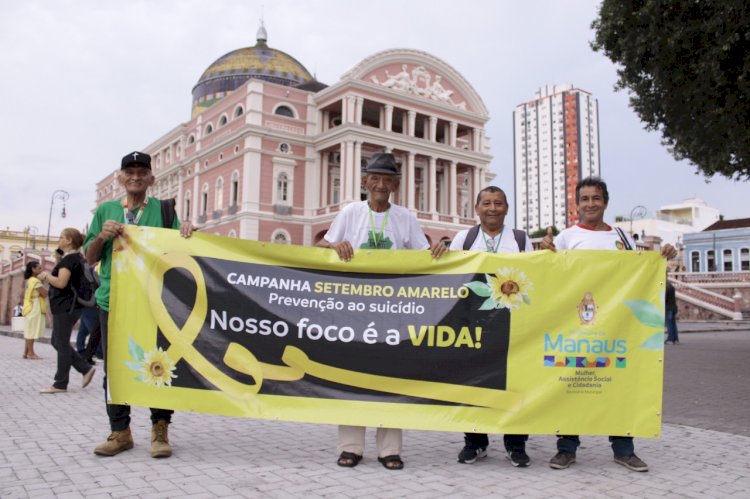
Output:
top-left (0, 0), bottom-right (746, 242)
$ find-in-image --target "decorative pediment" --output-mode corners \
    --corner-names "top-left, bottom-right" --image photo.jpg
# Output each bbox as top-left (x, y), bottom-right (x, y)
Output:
top-left (341, 49), bottom-right (488, 118)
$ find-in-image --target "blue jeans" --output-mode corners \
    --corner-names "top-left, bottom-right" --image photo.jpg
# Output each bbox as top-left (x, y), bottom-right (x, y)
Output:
top-left (100, 310), bottom-right (173, 431)
top-left (665, 310), bottom-right (679, 343)
top-left (556, 435), bottom-right (635, 456)
top-left (76, 307), bottom-right (99, 354)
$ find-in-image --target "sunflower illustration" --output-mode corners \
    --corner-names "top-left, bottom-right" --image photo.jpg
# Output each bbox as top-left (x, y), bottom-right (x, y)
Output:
top-left (140, 347), bottom-right (177, 388)
top-left (465, 267), bottom-right (533, 310)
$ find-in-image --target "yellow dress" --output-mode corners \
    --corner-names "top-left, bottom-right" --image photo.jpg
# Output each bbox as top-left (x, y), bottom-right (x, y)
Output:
top-left (23, 276), bottom-right (46, 340)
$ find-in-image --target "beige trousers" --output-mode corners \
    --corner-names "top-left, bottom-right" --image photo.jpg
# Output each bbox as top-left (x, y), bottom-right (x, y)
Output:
top-left (337, 425), bottom-right (402, 457)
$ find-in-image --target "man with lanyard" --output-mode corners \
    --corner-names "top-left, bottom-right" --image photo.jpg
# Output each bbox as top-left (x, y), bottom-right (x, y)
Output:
top-left (317, 152), bottom-right (447, 470)
top-left (84, 151), bottom-right (194, 458)
top-left (541, 176), bottom-right (676, 472)
top-left (449, 186), bottom-right (534, 468)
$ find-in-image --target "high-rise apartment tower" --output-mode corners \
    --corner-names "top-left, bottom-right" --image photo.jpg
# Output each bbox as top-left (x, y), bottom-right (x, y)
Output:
top-left (513, 84), bottom-right (600, 232)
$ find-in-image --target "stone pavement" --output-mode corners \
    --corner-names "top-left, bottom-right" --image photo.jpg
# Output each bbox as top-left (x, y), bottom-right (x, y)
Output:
top-left (1, 334), bottom-right (749, 498)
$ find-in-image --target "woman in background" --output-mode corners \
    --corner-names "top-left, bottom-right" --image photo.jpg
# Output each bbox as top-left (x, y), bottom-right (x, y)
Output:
top-left (38, 228), bottom-right (96, 394)
top-left (22, 261), bottom-right (47, 359)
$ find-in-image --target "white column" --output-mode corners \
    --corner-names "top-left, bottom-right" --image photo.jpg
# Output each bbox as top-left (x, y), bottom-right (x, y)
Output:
top-left (355, 97), bottom-right (364, 125)
top-left (429, 117), bottom-right (438, 142)
top-left (473, 128), bottom-right (481, 151)
top-left (347, 96), bottom-right (357, 123)
top-left (321, 151), bottom-right (329, 207)
top-left (321, 110), bottom-right (329, 132)
top-left (385, 104), bottom-right (394, 132)
top-left (407, 111), bottom-right (416, 137)
top-left (472, 165), bottom-right (480, 206)
top-left (353, 141), bottom-right (362, 201)
top-left (344, 140), bottom-right (355, 202)
top-left (449, 161), bottom-right (457, 216)
top-left (339, 142), bottom-right (349, 204)
top-left (450, 122), bottom-right (458, 147)
top-left (407, 152), bottom-right (416, 210)
top-left (428, 157), bottom-right (437, 213)
top-left (341, 98), bottom-right (348, 124)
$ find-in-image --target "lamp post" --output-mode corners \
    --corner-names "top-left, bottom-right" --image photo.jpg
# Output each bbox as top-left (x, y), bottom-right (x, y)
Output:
top-left (45, 190), bottom-right (69, 250)
top-left (629, 205), bottom-right (647, 238)
top-left (24, 225), bottom-right (39, 249)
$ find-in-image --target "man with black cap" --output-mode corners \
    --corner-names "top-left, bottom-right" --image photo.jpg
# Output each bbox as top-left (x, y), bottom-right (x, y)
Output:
top-left (317, 152), bottom-right (446, 470)
top-left (84, 151), bottom-right (194, 458)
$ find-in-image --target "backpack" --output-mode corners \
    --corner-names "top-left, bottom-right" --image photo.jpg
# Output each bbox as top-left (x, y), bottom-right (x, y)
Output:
top-left (74, 260), bottom-right (100, 308)
top-left (463, 225), bottom-right (528, 253)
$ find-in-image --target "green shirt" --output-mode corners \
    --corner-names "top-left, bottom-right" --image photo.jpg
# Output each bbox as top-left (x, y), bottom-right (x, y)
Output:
top-left (83, 197), bottom-right (180, 311)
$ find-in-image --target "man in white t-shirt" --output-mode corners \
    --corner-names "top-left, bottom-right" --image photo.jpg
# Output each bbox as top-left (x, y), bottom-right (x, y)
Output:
top-left (450, 186), bottom-right (534, 467)
top-left (317, 152), bottom-right (446, 470)
top-left (541, 176), bottom-right (676, 473)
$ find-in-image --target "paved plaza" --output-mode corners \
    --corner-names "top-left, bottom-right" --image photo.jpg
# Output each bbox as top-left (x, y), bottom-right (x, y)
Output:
top-left (1, 329), bottom-right (749, 498)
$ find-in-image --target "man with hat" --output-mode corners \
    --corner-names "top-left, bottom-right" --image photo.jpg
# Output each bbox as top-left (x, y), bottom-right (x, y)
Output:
top-left (84, 151), bottom-right (194, 458)
top-left (317, 152), bottom-right (447, 470)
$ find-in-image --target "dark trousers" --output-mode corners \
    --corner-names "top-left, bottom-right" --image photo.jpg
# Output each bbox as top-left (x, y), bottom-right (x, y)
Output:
top-left (100, 310), bottom-right (173, 431)
top-left (51, 309), bottom-right (93, 389)
top-left (556, 435), bottom-right (635, 456)
top-left (464, 432), bottom-right (528, 452)
top-left (665, 310), bottom-right (679, 343)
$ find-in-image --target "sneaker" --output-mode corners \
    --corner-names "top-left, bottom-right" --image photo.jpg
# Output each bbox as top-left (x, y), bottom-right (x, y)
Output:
top-left (151, 420), bottom-right (172, 458)
top-left (457, 445), bottom-right (487, 464)
top-left (614, 454), bottom-right (649, 472)
top-left (94, 428), bottom-right (134, 456)
top-left (506, 450), bottom-right (530, 467)
top-left (549, 452), bottom-right (576, 469)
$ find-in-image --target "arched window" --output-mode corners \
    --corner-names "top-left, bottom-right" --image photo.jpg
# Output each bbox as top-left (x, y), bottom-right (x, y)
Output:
top-left (215, 177), bottom-right (224, 210)
top-left (187, 135), bottom-right (195, 145)
top-left (218, 115), bottom-right (228, 127)
top-left (234, 105), bottom-right (244, 118)
top-left (723, 248), bottom-right (733, 272)
top-left (205, 123), bottom-right (213, 135)
top-left (184, 191), bottom-right (191, 220)
top-left (275, 105), bottom-right (295, 118)
top-left (741, 248), bottom-right (750, 271)
top-left (228, 230), bottom-right (237, 238)
top-left (230, 171), bottom-right (240, 207)
top-left (201, 183), bottom-right (209, 216)
top-left (272, 229), bottom-right (291, 244)
top-left (706, 250), bottom-right (716, 272)
top-left (277, 173), bottom-right (289, 203)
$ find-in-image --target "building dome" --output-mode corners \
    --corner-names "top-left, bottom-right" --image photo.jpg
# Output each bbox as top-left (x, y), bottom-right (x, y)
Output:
top-left (191, 24), bottom-right (313, 117)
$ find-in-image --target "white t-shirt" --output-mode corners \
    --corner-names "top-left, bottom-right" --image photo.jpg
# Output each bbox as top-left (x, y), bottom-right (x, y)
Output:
top-left (450, 225), bottom-right (532, 253)
top-left (324, 201), bottom-right (429, 250)
top-left (554, 224), bottom-right (635, 251)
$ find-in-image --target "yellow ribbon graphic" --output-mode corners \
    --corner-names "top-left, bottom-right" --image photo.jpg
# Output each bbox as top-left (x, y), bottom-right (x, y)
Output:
top-left (147, 251), bottom-right (522, 410)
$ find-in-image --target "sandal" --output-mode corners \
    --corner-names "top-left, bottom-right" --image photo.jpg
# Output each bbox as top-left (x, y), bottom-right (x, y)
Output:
top-left (377, 454), bottom-right (404, 470)
top-left (337, 451), bottom-right (362, 468)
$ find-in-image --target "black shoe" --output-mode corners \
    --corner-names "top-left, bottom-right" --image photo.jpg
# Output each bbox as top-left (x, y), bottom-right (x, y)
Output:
top-left (506, 449), bottom-right (530, 467)
top-left (457, 445), bottom-right (487, 464)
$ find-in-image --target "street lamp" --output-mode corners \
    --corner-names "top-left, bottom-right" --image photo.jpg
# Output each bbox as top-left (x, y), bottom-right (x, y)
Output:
top-left (24, 225), bottom-right (39, 249)
top-left (629, 205), bottom-right (647, 238)
top-left (45, 190), bottom-right (69, 250)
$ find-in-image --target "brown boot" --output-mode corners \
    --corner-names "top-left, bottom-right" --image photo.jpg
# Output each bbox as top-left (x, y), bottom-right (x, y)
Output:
top-left (151, 420), bottom-right (172, 458)
top-left (94, 428), bottom-right (134, 456)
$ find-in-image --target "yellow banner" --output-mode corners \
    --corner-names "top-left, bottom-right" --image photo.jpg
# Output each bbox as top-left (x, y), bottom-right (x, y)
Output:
top-left (109, 226), bottom-right (665, 438)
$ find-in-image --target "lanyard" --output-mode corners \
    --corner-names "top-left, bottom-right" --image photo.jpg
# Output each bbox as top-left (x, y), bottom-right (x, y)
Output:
top-left (481, 228), bottom-right (502, 253)
top-left (368, 207), bottom-right (390, 246)
top-left (122, 199), bottom-right (147, 225)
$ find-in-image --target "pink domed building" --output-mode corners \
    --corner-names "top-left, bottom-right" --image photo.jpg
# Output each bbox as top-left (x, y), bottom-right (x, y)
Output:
top-left (94, 24), bottom-right (494, 246)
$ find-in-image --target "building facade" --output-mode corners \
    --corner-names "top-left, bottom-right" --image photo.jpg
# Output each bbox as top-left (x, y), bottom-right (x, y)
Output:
top-left (94, 28), bottom-right (494, 246)
top-left (682, 219), bottom-right (750, 273)
top-left (513, 84), bottom-right (600, 233)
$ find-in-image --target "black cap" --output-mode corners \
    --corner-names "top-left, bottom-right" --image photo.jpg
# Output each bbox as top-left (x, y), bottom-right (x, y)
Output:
top-left (121, 151), bottom-right (152, 170)
top-left (364, 152), bottom-right (401, 176)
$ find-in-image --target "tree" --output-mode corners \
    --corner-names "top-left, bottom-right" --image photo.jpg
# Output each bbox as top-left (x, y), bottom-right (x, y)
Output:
top-left (591, 0), bottom-right (750, 180)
